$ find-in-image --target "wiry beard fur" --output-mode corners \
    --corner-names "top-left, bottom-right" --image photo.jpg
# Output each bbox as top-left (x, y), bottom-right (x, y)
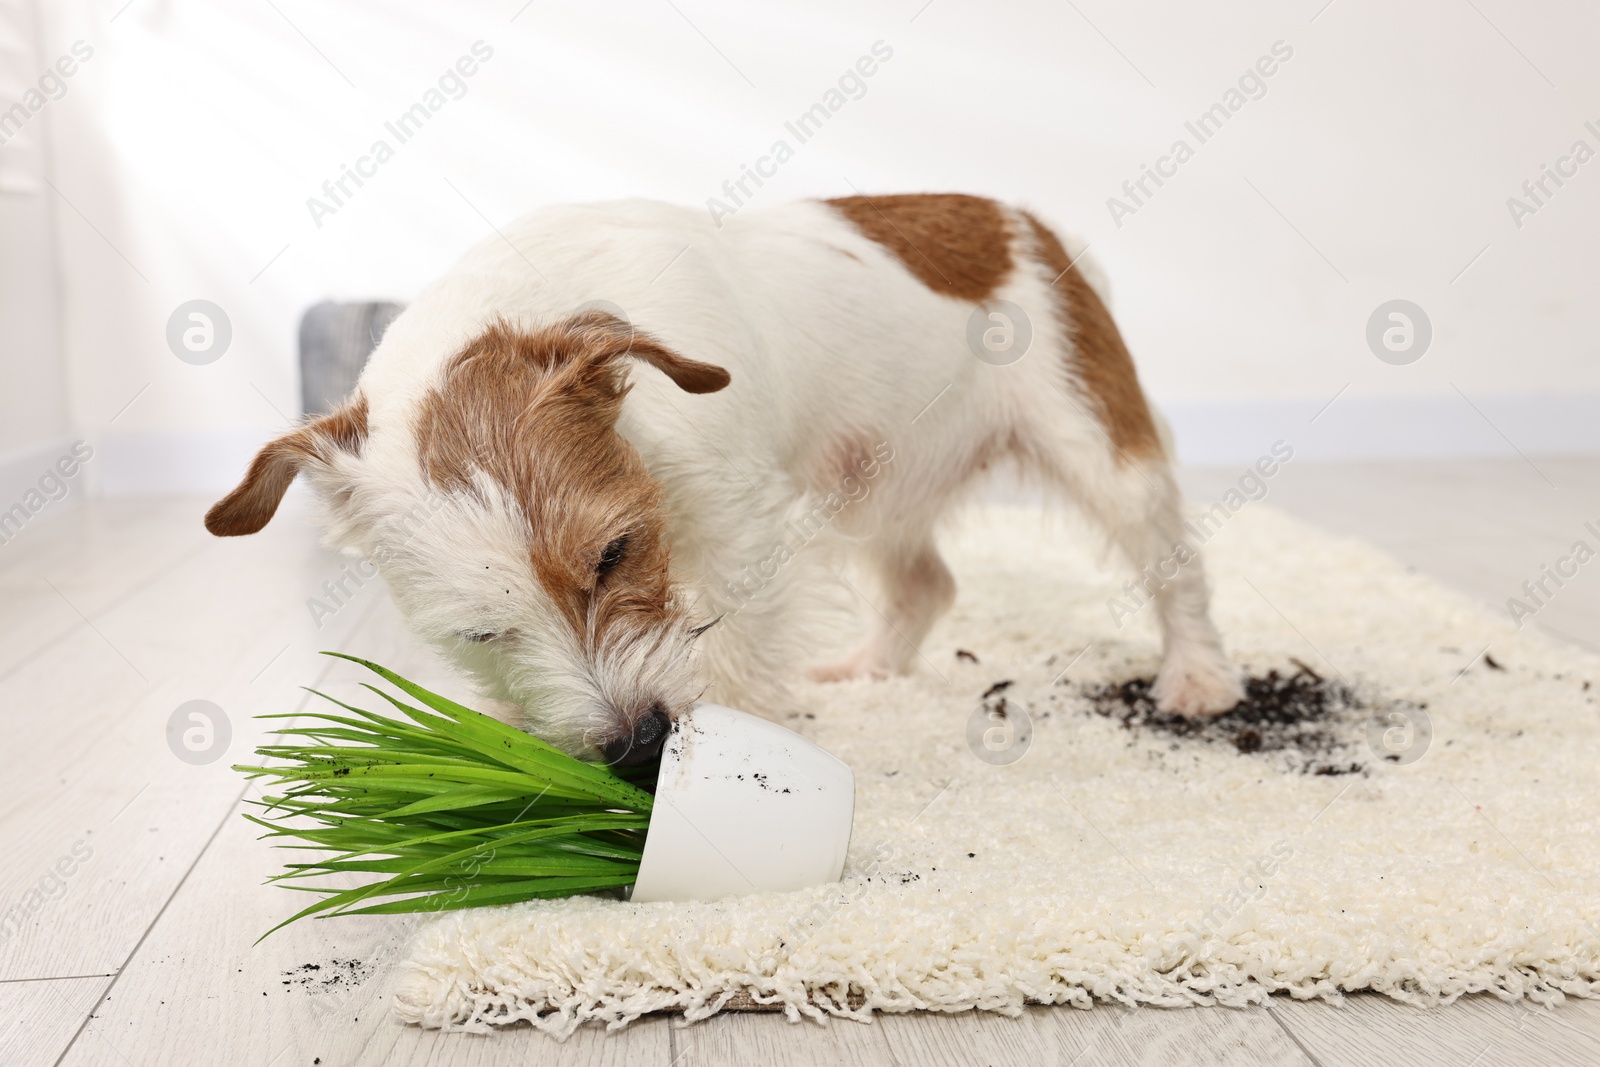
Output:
top-left (464, 598), bottom-right (702, 759)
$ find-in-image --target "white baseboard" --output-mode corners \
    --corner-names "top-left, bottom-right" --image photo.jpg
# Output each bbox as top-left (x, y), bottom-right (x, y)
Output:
top-left (1159, 393), bottom-right (1600, 466)
top-left (0, 437), bottom-right (89, 544)
top-left (0, 436), bottom-right (78, 497)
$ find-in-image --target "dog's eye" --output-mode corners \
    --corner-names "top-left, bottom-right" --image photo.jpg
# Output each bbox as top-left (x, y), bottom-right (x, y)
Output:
top-left (596, 535), bottom-right (629, 577)
top-left (460, 630), bottom-right (500, 644)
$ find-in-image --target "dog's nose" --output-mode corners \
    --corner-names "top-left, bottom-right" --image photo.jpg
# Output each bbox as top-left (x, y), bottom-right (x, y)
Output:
top-left (602, 706), bottom-right (671, 767)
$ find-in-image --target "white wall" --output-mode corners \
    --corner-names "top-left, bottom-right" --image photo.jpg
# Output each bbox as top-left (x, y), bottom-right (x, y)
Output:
top-left (0, 0), bottom-right (74, 502)
top-left (17, 0), bottom-right (1600, 490)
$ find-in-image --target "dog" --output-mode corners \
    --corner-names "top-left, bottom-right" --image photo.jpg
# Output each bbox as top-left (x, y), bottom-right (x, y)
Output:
top-left (207, 194), bottom-right (1243, 765)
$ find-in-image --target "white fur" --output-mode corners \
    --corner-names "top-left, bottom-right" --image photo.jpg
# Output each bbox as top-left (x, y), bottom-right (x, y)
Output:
top-left (315, 198), bottom-right (1240, 754)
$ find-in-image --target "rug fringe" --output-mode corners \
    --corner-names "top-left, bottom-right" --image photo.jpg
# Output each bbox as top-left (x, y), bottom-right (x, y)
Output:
top-left (391, 968), bottom-right (1600, 1038)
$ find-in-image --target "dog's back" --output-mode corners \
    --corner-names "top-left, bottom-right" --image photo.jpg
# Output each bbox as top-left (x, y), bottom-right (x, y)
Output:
top-left (360, 194), bottom-right (1152, 535)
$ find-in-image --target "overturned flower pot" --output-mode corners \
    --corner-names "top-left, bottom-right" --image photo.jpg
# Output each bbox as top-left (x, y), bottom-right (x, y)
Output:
top-left (631, 703), bottom-right (855, 903)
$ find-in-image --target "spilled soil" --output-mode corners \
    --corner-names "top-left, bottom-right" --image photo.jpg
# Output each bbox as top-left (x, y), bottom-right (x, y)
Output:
top-left (1077, 665), bottom-right (1414, 775)
top-left (281, 958), bottom-right (376, 993)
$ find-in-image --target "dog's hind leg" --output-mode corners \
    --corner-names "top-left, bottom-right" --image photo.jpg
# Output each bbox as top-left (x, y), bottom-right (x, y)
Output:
top-left (1016, 212), bottom-right (1243, 717)
top-left (1055, 451), bottom-right (1243, 717)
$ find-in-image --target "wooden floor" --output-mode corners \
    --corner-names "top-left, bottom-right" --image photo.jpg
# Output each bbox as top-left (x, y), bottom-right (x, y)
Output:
top-left (5, 457), bottom-right (1599, 1066)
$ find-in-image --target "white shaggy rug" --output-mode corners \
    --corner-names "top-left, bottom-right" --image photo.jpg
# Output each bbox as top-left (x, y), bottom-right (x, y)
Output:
top-left (391, 504), bottom-right (1600, 1035)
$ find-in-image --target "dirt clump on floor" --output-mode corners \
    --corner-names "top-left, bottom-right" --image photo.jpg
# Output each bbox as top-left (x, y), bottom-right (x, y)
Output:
top-left (1078, 664), bottom-right (1409, 775)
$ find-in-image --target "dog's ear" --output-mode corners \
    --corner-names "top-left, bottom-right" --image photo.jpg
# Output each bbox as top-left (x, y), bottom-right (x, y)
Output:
top-left (567, 310), bottom-right (730, 394)
top-left (205, 395), bottom-right (368, 536)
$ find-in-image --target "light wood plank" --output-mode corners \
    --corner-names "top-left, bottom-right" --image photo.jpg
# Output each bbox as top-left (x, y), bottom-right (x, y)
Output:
top-left (876, 1007), bottom-right (1058, 1066)
top-left (0, 976), bottom-right (111, 1067)
top-left (1066, 1003), bottom-right (1312, 1067)
top-left (348, 1016), bottom-right (673, 1067)
top-left (0, 495), bottom-right (189, 578)
top-left (679, 1009), bottom-right (894, 1067)
top-left (0, 496), bottom-right (340, 790)
top-left (0, 587), bottom-right (99, 681)
top-left (871, 1002), bottom-right (1315, 1067)
top-left (0, 497), bottom-right (213, 681)
top-left (1269, 991), bottom-right (1600, 1067)
top-left (0, 508), bottom-right (384, 980)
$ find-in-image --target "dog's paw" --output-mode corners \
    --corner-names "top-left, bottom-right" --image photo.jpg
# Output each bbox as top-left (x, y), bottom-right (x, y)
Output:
top-left (807, 652), bottom-right (891, 684)
top-left (1152, 659), bottom-right (1244, 718)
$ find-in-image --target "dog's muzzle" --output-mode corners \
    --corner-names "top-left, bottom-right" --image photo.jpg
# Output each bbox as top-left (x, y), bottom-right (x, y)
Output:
top-left (602, 705), bottom-right (670, 767)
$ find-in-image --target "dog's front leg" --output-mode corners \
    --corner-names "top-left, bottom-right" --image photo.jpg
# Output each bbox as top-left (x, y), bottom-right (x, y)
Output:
top-left (809, 538), bottom-right (956, 682)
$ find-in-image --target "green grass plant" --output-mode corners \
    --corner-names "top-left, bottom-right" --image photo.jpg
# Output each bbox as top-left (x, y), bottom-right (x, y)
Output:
top-left (234, 653), bottom-right (653, 938)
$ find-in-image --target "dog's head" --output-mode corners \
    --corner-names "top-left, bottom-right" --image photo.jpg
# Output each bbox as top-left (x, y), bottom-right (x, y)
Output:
top-left (206, 311), bottom-right (730, 765)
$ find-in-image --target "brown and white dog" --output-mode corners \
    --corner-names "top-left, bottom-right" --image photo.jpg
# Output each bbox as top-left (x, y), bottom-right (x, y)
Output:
top-left (207, 194), bottom-right (1243, 765)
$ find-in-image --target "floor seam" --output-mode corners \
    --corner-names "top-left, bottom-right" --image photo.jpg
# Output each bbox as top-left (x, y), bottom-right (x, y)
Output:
top-left (1267, 1005), bottom-right (1328, 1067)
top-left (49, 783), bottom-right (248, 1067)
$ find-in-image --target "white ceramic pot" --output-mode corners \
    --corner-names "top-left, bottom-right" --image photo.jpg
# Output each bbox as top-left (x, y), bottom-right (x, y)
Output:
top-left (630, 703), bottom-right (855, 903)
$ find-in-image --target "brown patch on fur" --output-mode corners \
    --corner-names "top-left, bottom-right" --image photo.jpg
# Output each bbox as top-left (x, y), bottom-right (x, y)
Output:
top-left (413, 313), bottom-right (724, 649)
top-left (205, 395), bottom-right (368, 536)
top-left (1021, 212), bottom-right (1162, 460)
top-left (825, 193), bottom-right (1013, 301)
top-left (805, 432), bottom-right (880, 496)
